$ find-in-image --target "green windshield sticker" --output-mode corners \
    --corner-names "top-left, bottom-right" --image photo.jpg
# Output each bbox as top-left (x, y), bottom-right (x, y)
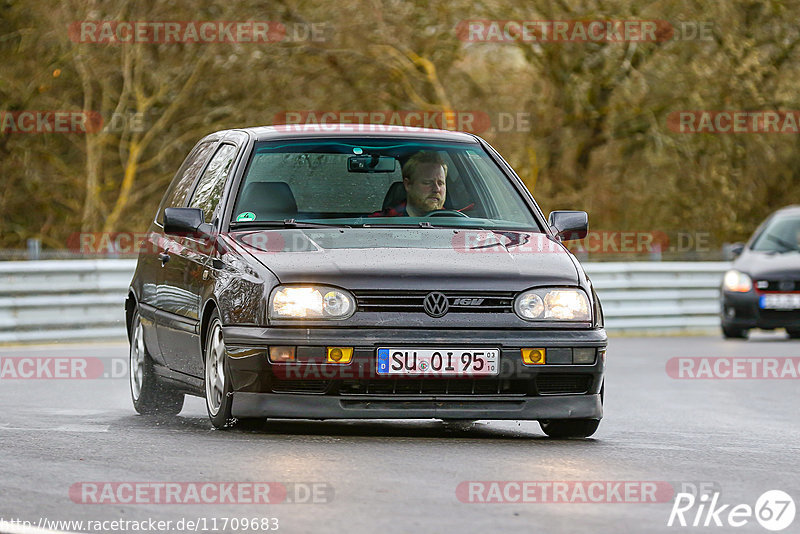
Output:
top-left (236, 211), bottom-right (256, 222)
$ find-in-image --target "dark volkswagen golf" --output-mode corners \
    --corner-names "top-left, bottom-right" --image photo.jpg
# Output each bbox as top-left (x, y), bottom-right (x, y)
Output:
top-left (126, 124), bottom-right (607, 437)
top-left (721, 205), bottom-right (800, 339)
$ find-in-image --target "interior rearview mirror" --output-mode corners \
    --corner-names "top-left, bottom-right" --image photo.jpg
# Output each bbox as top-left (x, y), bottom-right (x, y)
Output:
top-left (348, 155), bottom-right (397, 173)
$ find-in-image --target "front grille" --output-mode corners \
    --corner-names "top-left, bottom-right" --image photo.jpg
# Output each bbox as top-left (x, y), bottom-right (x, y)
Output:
top-left (536, 374), bottom-right (592, 395)
top-left (756, 280), bottom-right (800, 292)
top-left (354, 291), bottom-right (515, 313)
top-left (271, 379), bottom-right (329, 394)
top-left (338, 378), bottom-right (528, 396)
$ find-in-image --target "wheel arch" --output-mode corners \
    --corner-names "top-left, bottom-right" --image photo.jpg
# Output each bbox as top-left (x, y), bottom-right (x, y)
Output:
top-left (125, 290), bottom-right (138, 342)
top-left (200, 298), bottom-right (221, 358)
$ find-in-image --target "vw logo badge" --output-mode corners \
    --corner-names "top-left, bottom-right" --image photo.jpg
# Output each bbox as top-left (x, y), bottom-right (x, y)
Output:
top-left (779, 280), bottom-right (795, 292)
top-left (423, 292), bottom-right (449, 317)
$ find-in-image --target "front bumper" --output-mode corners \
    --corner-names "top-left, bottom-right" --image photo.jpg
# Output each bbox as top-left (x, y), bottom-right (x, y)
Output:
top-left (721, 291), bottom-right (800, 330)
top-left (223, 326), bottom-right (606, 421)
top-left (232, 392), bottom-right (602, 420)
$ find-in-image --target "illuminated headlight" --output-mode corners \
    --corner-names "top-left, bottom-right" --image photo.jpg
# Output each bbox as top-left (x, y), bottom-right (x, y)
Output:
top-left (514, 288), bottom-right (591, 321)
top-left (722, 270), bottom-right (752, 293)
top-left (269, 286), bottom-right (355, 319)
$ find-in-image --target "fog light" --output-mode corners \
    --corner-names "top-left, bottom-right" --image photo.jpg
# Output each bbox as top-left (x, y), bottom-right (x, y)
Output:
top-left (573, 348), bottom-right (596, 364)
top-left (521, 348), bottom-right (546, 365)
top-left (326, 347), bottom-right (353, 364)
top-left (269, 346), bottom-right (296, 362)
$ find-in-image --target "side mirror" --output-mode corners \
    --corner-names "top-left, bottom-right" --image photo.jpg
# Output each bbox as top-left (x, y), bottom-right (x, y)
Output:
top-left (163, 207), bottom-right (214, 239)
top-left (730, 242), bottom-right (745, 258)
top-left (548, 210), bottom-right (588, 241)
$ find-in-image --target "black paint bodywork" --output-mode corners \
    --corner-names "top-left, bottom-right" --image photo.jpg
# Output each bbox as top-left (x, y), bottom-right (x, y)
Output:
top-left (126, 125), bottom-right (607, 421)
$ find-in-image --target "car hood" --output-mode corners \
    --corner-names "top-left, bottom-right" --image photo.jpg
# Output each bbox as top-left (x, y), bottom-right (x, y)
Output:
top-left (232, 228), bottom-right (580, 291)
top-left (735, 250), bottom-right (800, 279)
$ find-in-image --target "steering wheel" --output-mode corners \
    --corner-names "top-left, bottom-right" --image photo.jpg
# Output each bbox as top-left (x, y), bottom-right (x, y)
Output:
top-left (423, 209), bottom-right (470, 218)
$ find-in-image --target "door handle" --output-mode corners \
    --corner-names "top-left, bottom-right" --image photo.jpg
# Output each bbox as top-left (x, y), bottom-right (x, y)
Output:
top-left (158, 252), bottom-right (170, 265)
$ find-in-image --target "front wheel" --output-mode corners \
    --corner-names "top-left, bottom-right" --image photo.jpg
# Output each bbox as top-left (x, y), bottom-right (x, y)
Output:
top-left (787, 328), bottom-right (800, 339)
top-left (204, 311), bottom-right (236, 429)
top-left (129, 310), bottom-right (184, 415)
top-left (722, 325), bottom-right (748, 339)
top-left (540, 418), bottom-right (600, 438)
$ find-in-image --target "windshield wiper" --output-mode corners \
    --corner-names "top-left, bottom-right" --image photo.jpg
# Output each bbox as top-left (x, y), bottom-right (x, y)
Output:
top-left (358, 222), bottom-right (490, 230)
top-left (229, 219), bottom-right (350, 229)
top-left (765, 233), bottom-right (800, 252)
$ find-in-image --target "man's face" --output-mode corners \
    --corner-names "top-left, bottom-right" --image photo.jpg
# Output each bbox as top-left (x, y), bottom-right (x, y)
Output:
top-left (404, 163), bottom-right (446, 214)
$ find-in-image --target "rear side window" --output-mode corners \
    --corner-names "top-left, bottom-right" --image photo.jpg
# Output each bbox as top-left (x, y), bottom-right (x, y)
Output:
top-left (189, 144), bottom-right (237, 223)
top-left (155, 141), bottom-right (217, 224)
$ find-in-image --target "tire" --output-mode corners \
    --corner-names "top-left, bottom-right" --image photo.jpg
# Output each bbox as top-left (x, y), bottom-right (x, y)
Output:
top-left (540, 382), bottom-right (602, 438)
top-left (787, 328), bottom-right (800, 339)
top-left (129, 309), bottom-right (185, 415)
top-left (722, 325), bottom-right (748, 339)
top-left (204, 310), bottom-right (236, 429)
top-left (540, 418), bottom-right (600, 438)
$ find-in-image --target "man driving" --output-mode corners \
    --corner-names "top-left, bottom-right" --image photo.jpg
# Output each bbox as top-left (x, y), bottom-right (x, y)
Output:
top-left (372, 151), bottom-right (447, 217)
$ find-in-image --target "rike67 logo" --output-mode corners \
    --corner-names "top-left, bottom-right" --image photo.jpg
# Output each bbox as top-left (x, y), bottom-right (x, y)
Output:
top-left (668, 490), bottom-right (795, 531)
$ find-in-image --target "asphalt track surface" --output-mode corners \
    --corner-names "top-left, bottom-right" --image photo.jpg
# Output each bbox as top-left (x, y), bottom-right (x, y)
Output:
top-left (1, 333), bottom-right (799, 534)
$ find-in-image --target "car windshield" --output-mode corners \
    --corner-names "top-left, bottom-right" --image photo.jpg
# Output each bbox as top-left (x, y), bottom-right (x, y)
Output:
top-left (230, 138), bottom-right (542, 231)
top-left (751, 215), bottom-right (800, 252)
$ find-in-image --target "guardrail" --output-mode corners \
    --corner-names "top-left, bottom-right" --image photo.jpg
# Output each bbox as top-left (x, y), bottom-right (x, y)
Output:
top-left (586, 262), bottom-right (729, 332)
top-left (0, 260), bottom-right (136, 343)
top-left (0, 260), bottom-right (729, 343)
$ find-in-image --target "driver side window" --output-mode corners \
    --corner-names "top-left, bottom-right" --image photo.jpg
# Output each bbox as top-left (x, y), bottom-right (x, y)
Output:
top-left (156, 141), bottom-right (217, 225)
top-left (189, 144), bottom-right (237, 223)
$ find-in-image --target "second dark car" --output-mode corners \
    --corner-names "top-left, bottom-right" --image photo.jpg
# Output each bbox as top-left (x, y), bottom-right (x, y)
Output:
top-left (721, 205), bottom-right (800, 338)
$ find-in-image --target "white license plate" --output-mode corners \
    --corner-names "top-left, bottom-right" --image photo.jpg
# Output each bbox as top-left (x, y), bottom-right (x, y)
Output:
top-left (760, 293), bottom-right (800, 309)
top-left (376, 348), bottom-right (500, 376)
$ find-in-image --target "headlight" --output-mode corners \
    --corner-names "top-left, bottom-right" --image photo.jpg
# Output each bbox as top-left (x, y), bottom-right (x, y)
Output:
top-left (723, 270), bottom-right (752, 293)
top-left (269, 285), bottom-right (355, 319)
top-left (514, 288), bottom-right (591, 321)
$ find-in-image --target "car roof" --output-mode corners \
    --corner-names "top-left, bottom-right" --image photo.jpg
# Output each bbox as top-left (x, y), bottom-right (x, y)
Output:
top-left (771, 205), bottom-right (800, 216)
top-left (215, 124), bottom-right (481, 143)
